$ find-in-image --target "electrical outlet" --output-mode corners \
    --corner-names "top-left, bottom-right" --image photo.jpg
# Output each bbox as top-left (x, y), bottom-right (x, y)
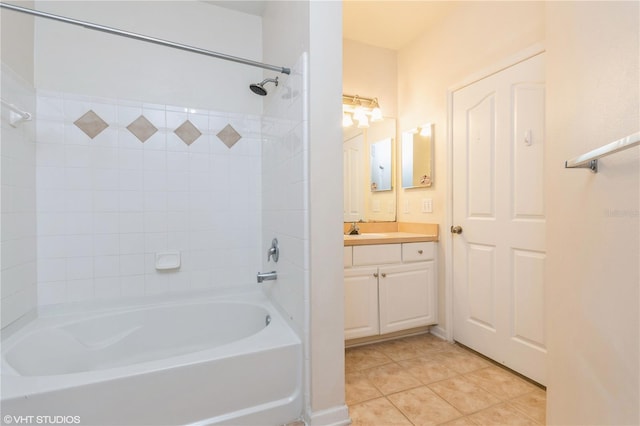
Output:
top-left (403, 199), bottom-right (410, 213)
top-left (422, 198), bottom-right (433, 213)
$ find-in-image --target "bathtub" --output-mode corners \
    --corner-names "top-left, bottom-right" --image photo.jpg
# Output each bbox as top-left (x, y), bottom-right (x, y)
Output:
top-left (0, 290), bottom-right (302, 425)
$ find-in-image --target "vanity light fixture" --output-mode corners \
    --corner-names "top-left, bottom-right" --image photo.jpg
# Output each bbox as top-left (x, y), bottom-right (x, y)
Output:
top-left (342, 94), bottom-right (384, 128)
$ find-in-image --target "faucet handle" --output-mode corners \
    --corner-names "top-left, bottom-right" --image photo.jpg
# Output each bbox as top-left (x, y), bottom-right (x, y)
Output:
top-left (267, 238), bottom-right (279, 262)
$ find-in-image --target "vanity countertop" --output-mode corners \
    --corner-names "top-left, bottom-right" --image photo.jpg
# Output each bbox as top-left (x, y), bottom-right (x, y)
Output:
top-left (344, 232), bottom-right (438, 246)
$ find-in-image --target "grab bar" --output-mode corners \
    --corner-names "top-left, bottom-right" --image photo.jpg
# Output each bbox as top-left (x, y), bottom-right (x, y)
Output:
top-left (565, 131), bottom-right (640, 173)
top-left (1, 98), bottom-right (33, 127)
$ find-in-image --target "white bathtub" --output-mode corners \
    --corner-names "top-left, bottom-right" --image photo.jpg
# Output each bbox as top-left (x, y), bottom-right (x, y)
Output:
top-left (1, 290), bottom-right (302, 425)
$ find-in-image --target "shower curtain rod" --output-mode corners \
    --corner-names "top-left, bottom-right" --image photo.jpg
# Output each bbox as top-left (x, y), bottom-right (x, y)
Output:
top-left (0, 2), bottom-right (291, 75)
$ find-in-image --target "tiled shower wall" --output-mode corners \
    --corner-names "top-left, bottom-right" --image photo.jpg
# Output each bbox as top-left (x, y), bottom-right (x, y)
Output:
top-left (261, 53), bottom-right (308, 337)
top-left (1, 64), bottom-right (37, 328)
top-left (35, 91), bottom-right (262, 305)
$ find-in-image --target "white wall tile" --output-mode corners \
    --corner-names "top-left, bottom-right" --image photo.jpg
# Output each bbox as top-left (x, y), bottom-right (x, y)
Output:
top-left (65, 212), bottom-right (93, 235)
top-left (119, 233), bottom-right (145, 254)
top-left (38, 258), bottom-right (67, 282)
top-left (37, 281), bottom-right (66, 305)
top-left (119, 191), bottom-right (144, 212)
top-left (119, 213), bottom-right (144, 234)
top-left (93, 212), bottom-right (119, 234)
top-left (94, 255), bottom-right (120, 278)
top-left (66, 279), bottom-right (93, 302)
top-left (120, 254), bottom-right (145, 275)
top-left (34, 92), bottom-right (262, 306)
top-left (65, 235), bottom-right (93, 257)
top-left (94, 234), bottom-right (120, 256)
top-left (66, 257), bottom-right (93, 280)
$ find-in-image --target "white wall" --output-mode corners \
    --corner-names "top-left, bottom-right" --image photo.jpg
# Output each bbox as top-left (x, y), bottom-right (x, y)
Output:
top-left (396, 1), bottom-right (545, 330)
top-left (343, 39), bottom-right (397, 117)
top-left (307, 1), bottom-right (347, 423)
top-left (263, 1), bottom-right (349, 424)
top-left (34, 1), bottom-right (262, 114)
top-left (1, 1), bottom-right (37, 329)
top-left (545, 2), bottom-right (639, 424)
top-left (1, 0), bottom-right (34, 85)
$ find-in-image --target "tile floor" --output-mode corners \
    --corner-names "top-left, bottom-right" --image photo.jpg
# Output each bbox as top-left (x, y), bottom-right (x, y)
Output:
top-left (345, 333), bottom-right (546, 425)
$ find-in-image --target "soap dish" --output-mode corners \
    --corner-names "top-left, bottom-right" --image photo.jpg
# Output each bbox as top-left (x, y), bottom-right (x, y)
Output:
top-left (155, 251), bottom-right (181, 270)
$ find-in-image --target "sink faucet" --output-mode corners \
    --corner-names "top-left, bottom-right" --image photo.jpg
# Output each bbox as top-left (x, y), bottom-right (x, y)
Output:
top-left (347, 222), bottom-right (360, 235)
top-left (257, 271), bottom-right (277, 283)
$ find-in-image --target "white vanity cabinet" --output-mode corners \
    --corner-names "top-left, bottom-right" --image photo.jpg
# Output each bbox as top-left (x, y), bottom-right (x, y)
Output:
top-left (344, 242), bottom-right (437, 340)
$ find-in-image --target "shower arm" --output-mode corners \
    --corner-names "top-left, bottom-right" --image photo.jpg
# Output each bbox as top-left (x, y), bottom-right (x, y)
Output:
top-left (0, 2), bottom-right (291, 75)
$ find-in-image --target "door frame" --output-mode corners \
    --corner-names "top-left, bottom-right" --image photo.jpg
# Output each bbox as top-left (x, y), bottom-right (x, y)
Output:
top-left (443, 43), bottom-right (546, 342)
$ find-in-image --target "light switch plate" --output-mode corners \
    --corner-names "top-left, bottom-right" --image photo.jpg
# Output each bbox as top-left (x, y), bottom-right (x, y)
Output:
top-left (422, 198), bottom-right (433, 213)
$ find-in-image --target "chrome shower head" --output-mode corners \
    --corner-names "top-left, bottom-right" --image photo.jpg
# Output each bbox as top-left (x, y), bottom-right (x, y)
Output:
top-left (249, 77), bottom-right (278, 96)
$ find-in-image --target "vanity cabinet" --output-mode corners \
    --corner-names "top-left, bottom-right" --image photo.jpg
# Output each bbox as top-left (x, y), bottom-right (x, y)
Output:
top-left (344, 242), bottom-right (437, 340)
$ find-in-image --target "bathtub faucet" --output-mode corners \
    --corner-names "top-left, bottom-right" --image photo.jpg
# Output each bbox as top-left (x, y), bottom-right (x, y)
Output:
top-left (257, 271), bottom-right (277, 283)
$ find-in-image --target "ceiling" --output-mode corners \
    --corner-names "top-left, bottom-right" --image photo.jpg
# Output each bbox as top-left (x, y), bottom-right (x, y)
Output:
top-left (343, 1), bottom-right (458, 50)
top-left (202, 1), bottom-right (266, 16)
top-left (204, 1), bottom-right (456, 51)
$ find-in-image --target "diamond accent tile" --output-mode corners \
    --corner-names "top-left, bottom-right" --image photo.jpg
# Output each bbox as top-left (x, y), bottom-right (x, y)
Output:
top-left (174, 120), bottom-right (202, 146)
top-left (73, 110), bottom-right (109, 139)
top-left (127, 115), bottom-right (158, 143)
top-left (216, 124), bottom-right (242, 148)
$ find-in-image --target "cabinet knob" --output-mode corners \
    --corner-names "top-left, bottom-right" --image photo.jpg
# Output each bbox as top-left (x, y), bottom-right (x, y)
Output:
top-left (381, 273), bottom-right (386, 278)
top-left (373, 272), bottom-right (379, 278)
top-left (418, 250), bottom-right (423, 254)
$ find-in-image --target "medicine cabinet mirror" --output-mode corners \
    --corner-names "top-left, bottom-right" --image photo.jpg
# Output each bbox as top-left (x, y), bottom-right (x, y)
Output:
top-left (343, 118), bottom-right (396, 222)
top-left (401, 123), bottom-right (434, 188)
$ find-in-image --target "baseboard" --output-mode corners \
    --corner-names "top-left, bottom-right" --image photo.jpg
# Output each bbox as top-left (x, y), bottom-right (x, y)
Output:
top-left (305, 404), bottom-right (351, 426)
top-left (429, 325), bottom-right (450, 342)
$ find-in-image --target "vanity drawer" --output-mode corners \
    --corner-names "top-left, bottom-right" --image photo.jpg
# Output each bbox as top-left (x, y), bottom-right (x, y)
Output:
top-left (344, 247), bottom-right (353, 267)
top-left (402, 242), bottom-right (435, 262)
top-left (353, 244), bottom-right (402, 266)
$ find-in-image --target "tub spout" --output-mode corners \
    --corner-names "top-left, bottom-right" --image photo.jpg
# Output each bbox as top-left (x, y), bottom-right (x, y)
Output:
top-left (257, 271), bottom-right (277, 283)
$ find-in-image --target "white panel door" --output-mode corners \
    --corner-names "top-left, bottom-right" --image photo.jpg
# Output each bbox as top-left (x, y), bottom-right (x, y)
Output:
top-left (452, 53), bottom-right (547, 385)
top-left (343, 133), bottom-right (365, 222)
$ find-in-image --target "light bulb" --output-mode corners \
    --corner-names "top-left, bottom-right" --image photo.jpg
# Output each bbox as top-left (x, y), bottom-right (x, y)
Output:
top-left (357, 114), bottom-right (369, 128)
top-left (371, 107), bottom-right (383, 122)
top-left (352, 106), bottom-right (366, 121)
top-left (342, 113), bottom-right (354, 127)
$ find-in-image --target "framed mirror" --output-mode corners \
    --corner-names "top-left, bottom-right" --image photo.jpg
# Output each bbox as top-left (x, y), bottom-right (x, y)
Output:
top-left (343, 118), bottom-right (396, 222)
top-left (401, 123), bottom-right (434, 188)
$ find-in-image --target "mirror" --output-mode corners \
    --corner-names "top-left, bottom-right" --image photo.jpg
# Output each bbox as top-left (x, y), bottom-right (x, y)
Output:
top-left (402, 123), bottom-right (434, 188)
top-left (370, 138), bottom-right (392, 191)
top-left (343, 118), bottom-right (396, 222)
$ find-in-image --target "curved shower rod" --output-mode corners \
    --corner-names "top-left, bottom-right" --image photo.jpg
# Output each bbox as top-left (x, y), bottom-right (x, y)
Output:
top-left (0, 2), bottom-right (291, 75)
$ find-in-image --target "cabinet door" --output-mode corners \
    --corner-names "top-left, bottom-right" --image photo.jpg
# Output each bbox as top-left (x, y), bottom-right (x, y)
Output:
top-left (344, 267), bottom-right (379, 339)
top-left (379, 262), bottom-right (436, 334)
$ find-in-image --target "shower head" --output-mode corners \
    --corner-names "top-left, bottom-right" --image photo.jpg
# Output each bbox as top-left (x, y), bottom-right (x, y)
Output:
top-left (250, 77), bottom-right (278, 96)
